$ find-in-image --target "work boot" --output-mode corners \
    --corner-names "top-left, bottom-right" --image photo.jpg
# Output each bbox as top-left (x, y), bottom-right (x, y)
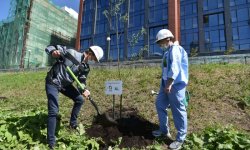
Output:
top-left (169, 141), bottom-right (183, 150)
top-left (48, 144), bottom-right (54, 150)
top-left (152, 130), bottom-right (172, 139)
top-left (69, 124), bottom-right (78, 130)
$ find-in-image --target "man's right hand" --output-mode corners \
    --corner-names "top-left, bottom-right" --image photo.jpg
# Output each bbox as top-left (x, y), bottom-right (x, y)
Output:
top-left (82, 89), bottom-right (91, 98)
top-left (52, 50), bottom-right (61, 58)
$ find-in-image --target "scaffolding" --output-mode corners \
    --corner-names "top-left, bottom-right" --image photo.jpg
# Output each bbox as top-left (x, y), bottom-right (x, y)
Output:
top-left (0, 0), bottom-right (78, 69)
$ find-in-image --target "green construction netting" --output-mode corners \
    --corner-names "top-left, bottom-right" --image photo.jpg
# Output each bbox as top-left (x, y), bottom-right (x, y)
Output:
top-left (0, 0), bottom-right (77, 69)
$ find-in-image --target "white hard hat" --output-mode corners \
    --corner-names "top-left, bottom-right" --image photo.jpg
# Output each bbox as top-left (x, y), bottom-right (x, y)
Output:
top-left (155, 29), bottom-right (174, 43)
top-left (89, 46), bottom-right (104, 62)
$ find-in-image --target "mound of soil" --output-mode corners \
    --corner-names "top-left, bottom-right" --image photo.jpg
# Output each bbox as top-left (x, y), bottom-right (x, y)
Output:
top-left (86, 108), bottom-right (166, 149)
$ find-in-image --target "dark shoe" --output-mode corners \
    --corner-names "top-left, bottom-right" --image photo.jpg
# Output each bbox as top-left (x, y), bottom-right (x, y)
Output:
top-left (69, 124), bottom-right (78, 130)
top-left (48, 144), bottom-right (54, 150)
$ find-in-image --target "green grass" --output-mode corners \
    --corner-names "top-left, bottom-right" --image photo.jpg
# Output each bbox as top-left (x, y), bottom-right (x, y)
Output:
top-left (0, 64), bottom-right (249, 149)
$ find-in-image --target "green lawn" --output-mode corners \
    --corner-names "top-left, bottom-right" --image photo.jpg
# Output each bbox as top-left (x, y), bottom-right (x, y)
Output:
top-left (0, 64), bottom-right (249, 149)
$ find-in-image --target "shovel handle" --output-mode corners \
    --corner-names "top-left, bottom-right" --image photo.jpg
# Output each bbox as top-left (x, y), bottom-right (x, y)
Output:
top-left (66, 66), bottom-right (86, 90)
top-left (88, 96), bottom-right (101, 115)
top-left (66, 66), bottom-right (100, 115)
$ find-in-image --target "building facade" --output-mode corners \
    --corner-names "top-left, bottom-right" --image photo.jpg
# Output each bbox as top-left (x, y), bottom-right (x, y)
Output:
top-left (0, 0), bottom-right (77, 69)
top-left (79, 0), bottom-right (250, 61)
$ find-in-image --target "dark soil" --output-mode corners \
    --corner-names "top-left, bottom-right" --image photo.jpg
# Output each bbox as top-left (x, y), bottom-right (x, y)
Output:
top-left (86, 107), bottom-right (170, 149)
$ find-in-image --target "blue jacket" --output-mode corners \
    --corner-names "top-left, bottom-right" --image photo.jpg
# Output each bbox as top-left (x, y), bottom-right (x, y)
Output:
top-left (162, 43), bottom-right (188, 89)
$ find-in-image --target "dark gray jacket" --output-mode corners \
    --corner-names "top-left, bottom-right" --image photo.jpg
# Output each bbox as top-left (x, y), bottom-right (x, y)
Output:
top-left (45, 45), bottom-right (90, 91)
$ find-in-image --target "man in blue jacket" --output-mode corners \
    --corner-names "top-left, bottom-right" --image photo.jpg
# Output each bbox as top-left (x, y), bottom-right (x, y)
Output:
top-left (152, 29), bottom-right (189, 150)
top-left (45, 45), bottom-right (103, 149)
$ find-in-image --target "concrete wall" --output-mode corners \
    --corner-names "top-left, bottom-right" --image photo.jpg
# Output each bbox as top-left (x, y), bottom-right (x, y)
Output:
top-left (94, 54), bottom-right (250, 68)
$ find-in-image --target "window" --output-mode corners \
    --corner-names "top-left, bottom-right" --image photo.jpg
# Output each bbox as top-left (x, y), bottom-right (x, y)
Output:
top-left (240, 44), bottom-right (250, 50)
top-left (96, 23), bottom-right (105, 34)
top-left (235, 0), bottom-right (247, 5)
top-left (80, 39), bottom-right (91, 51)
top-left (237, 8), bottom-right (249, 22)
top-left (231, 10), bottom-right (237, 22)
top-left (210, 30), bottom-right (219, 43)
top-left (220, 30), bottom-right (225, 41)
top-left (232, 27), bottom-right (239, 40)
top-left (230, 0), bottom-right (235, 6)
top-left (82, 25), bottom-right (91, 36)
top-left (181, 19), bottom-right (185, 30)
top-left (193, 18), bottom-right (198, 28)
top-left (218, 0), bottom-right (223, 8)
top-left (185, 4), bottom-right (192, 15)
top-left (203, 13), bottom-right (224, 27)
top-left (193, 3), bottom-right (197, 14)
top-left (239, 26), bottom-right (250, 39)
top-left (185, 18), bottom-right (192, 29)
top-left (208, 0), bottom-right (218, 9)
top-left (203, 15), bottom-right (209, 25)
top-left (203, 0), bottom-right (208, 10)
top-left (209, 14), bottom-right (218, 26)
top-left (219, 13), bottom-right (224, 25)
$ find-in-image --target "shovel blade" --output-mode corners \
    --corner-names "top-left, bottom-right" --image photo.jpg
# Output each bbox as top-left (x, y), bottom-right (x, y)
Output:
top-left (95, 113), bottom-right (118, 127)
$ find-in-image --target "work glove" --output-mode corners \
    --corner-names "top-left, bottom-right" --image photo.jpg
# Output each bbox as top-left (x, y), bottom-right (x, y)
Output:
top-left (82, 89), bottom-right (91, 98)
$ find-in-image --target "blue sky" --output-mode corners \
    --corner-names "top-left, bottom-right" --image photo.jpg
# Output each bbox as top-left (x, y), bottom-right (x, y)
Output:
top-left (0, 0), bottom-right (79, 21)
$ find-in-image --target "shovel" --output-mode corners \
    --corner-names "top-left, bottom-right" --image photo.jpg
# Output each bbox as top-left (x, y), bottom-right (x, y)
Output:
top-left (66, 66), bottom-right (117, 126)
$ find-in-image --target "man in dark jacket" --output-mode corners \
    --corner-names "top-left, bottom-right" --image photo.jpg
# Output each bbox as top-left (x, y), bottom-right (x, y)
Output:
top-left (45, 45), bottom-right (104, 148)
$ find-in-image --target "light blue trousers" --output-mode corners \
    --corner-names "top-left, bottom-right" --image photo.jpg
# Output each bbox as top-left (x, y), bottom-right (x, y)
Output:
top-left (155, 82), bottom-right (187, 142)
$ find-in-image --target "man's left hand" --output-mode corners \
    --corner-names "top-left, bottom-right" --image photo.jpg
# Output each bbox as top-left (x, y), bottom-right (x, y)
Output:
top-left (82, 89), bottom-right (90, 98)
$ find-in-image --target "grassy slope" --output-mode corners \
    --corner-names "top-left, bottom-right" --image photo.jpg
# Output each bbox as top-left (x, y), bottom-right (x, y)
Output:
top-left (0, 64), bottom-right (249, 146)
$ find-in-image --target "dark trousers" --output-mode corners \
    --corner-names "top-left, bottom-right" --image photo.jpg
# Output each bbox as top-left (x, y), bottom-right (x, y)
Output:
top-left (45, 82), bottom-right (84, 146)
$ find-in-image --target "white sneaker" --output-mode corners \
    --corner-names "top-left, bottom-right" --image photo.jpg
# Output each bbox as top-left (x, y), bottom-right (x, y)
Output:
top-left (152, 130), bottom-right (172, 139)
top-left (169, 141), bottom-right (183, 150)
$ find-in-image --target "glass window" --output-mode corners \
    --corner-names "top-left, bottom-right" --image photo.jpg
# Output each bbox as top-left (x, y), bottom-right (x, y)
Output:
top-left (155, 9), bottom-right (162, 22)
top-left (181, 6), bottom-right (184, 16)
top-left (239, 26), bottom-right (250, 39)
top-left (203, 0), bottom-right (208, 10)
top-left (203, 15), bottom-right (209, 25)
top-left (194, 33), bottom-right (198, 41)
top-left (149, 9), bottom-right (155, 23)
top-left (163, 6), bottom-right (168, 20)
top-left (81, 39), bottom-right (91, 50)
top-left (235, 0), bottom-right (247, 5)
top-left (240, 44), bottom-right (250, 50)
top-left (185, 18), bottom-right (192, 29)
top-left (218, 0), bottom-right (224, 8)
top-left (193, 3), bottom-right (197, 14)
top-left (208, 0), bottom-right (218, 9)
top-left (210, 30), bottom-right (219, 42)
top-left (193, 18), bottom-right (198, 28)
top-left (220, 30), bottom-right (225, 41)
top-left (149, 0), bottom-right (155, 7)
top-left (232, 27), bottom-right (239, 40)
top-left (205, 31), bottom-right (210, 42)
top-left (82, 25), bottom-right (91, 36)
top-left (209, 14), bottom-right (218, 26)
top-left (96, 23), bottom-right (105, 34)
top-left (237, 8), bottom-right (249, 21)
top-left (219, 13), bottom-right (224, 25)
top-left (230, 0), bottom-right (235, 6)
top-left (233, 28), bottom-right (239, 40)
top-left (181, 19), bottom-right (185, 30)
top-left (185, 4), bottom-right (192, 15)
top-left (231, 10), bottom-right (237, 22)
